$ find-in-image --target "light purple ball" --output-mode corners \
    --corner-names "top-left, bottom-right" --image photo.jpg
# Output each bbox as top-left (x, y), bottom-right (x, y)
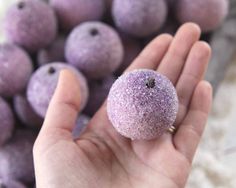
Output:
top-left (0, 97), bottom-right (15, 146)
top-left (0, 44), bottom-right (33, 98)
top-left (72, 114), bottom-right (90, 139)
top-left (112, 0), bottom-right (168, 37)
top-left (37, 35), bottom-right (66, 66)
top-left (116, 36), bottom-right (142, 75)
top-left (84, 75), bottom-right (116, 116)
top-left (0, 130), bottom-right (36, 184)
top-left (3, 0), bottom-right (57, 52)
top-left (65, 21), bottom-right (124, 79)
top-left (13, 94), bottom-right (43, 129)
top-left (107, 69), bottom-right (178, 140)
top-left (0, 179), bottom-right (26, 188)
top-left (27, 63), bottom-right (89, 118)
top-left (50, 0), bottom-right (105, 31)
top-left (175, 0), bottom-right (229, 32)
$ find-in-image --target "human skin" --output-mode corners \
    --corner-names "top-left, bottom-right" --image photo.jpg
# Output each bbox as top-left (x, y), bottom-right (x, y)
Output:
top-left (34, 23), bottom-right (212, 188)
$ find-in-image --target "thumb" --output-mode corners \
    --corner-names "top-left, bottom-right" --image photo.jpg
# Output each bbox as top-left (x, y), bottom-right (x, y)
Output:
top-left (41, 69), bottom-right (81, 134)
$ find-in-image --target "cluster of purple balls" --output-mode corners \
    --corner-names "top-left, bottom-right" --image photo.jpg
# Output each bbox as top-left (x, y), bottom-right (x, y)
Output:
top-left (0, 0), bottom-right (229, 187)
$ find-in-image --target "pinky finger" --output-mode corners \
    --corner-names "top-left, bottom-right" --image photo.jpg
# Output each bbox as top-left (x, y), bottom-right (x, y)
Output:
top-left (173, 81), bottom-right (213, 163)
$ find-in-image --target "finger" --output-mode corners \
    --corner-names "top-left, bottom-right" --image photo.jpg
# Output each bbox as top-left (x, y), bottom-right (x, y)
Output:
top-left (158, 23), bottom-right (201, 85)
top-left (126, 34), bottom-right (173, 72)
top-left (173, 81), bottom-right (212, 163)
top-left (41, 70), bottom-right (81, 133)
top-left (175, 41), bottom-right (211, 125)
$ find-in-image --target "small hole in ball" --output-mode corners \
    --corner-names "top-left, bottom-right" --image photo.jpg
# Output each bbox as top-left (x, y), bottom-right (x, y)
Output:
top-left (48, 67), bottom-right (56, 75)
top-left (146, 78), bottom-right (155, 88)
top-left (90, 28), bottom-right (99, 36)
top-left (17, 1), bottom-right (25, 9)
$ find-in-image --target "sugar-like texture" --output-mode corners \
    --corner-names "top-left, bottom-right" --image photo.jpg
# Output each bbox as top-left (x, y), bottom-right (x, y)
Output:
top-left (65, 21), bottom-right (124, 79)
top-left (27, 63), bottom-right (89, 118)
top-left (107, 69), bottom-right (178, 140)
top-left (112, 0), bottom-right (167, 37)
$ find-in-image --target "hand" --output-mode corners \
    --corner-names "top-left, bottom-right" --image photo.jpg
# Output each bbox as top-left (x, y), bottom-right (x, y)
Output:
top-left (33, 23), bottom-right (212, 188)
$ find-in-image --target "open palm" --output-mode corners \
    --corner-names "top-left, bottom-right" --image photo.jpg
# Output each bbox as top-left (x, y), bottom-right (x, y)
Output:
top-left (34, 23), bottom-right (212, 188)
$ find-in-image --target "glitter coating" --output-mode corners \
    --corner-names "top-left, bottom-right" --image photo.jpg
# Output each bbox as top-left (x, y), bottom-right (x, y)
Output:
top-left (72, 114), bottom-right (90, 139)
top-left (112, 0), bottom-right (167, 37)
top-left (0, 43), bottom-right (33, 97)
top-left (4, 0), bottom-right (57, 52)
top-left (175, 0), bottom-right (229, 32)
top-left (84, 75), bottom-right (116, 116)
top-left (0, 130), bottom-right (36, 183)
top-left (0, 97), bottom-right (14, 146)
top-left (13, 94), bottom-right (43, 129)
top-left (65, 21), bottom-right (124, 79)
top-left (37, 35), bottom-right (66, 66)
top-left (27, 63), bottom-right (89, 118)
top-left (50, 0), bottom-right (105, 31)
top-left (107, 69), bottom-right (178, 140)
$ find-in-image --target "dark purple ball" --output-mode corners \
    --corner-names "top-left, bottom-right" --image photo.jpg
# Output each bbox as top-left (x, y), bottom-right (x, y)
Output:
top-left (27, 63), bottom-right (89, 118)
top-left (3, 0), bottom-right (57, 52)
top-left (84, 75), bottom-right (116, 116)
top-left (37, 35), bottom-right (66, 66)
top-left (0, 43), bottom-right (33, 97)
top-left (0, 179), bottom-right (26, 188)
top-left (72, 114), bottom-right (90, 139)
top-left (66, 21), bottom-right (124, 79)
top-left (107, 69), bottom-right (178, 140)
top-left (116, 35), bottom-right (142, 75)
top-left (50, 0), bottom-right (105, 31)
top-left (0, 130), bottom-right (36, 184)
top-left (0, 97), bottom-right (15, 146)
top-left (112, 0), bottom-right (168, 37)
top-left (13, 94), bottom-right (43, 129)
top-left (175, 0), bottom-right (229, 32)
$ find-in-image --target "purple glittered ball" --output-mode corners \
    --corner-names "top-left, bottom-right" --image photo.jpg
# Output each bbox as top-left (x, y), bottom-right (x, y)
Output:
top-left (175, 0), bottom-right (229, 32)
top-left (0, 97), bottom-right (15, 146)
top-left (84, 75), bottom-right (116, 116)
top-left (72, 114), bottom-right (90, 139)
top-left (0, 44), bottom-right (33, 98)
top-left (3, 0), bottom-right (57, 52)
top-left (50, 0), bottom-right (105, 31)
top-left (66, 21), bottom-right (124, 79)
top-left (107, 69), bottom-right (178, 140)
top-left (27, 63), bottom-right (89, 118)
top-left (0, 179), bottom-right (26, 188)
top-left (37, 35), bottom-right (66, 66)
top-left (13, 94), bottom-right (43, 129)
top-left (0, 130), bottom-right (36, 184)
top-left (112, 0), bottom-right (167, 37)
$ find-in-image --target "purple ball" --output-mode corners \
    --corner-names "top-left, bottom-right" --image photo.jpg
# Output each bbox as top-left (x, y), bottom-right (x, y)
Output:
top-left (3, 0), bottom-right (57, 52)
top-left (0, 130), bottom-right (36, 183)
top-left (112, 0), bottom-right (168, 37)
top-left (0, 44), bottom-right (33, 98)
top-left (37, 35), bottom-right (66, 66)
top-left (72, 114), bottom-right (90, 139)
top-left (13, 94), bottom-right (43, 129)
top-left (65, 21), bottom-right (124, 79)
top-left (175, 0), bottom-right (229, 32)
top-left (84, 75), bottom-right (116, 116)
top-left (0, 97), bottom-right (15, 146)
top-left (116, 35), bottom-right (142, 75)
top-left (50, 0), bottom-right (105, 31)
top-left (27, 63), bottom-right (89, 118)
top-left (0, 179), bottom-right (26, 188)
top-left (107, 69), bottom-right (178, 140)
